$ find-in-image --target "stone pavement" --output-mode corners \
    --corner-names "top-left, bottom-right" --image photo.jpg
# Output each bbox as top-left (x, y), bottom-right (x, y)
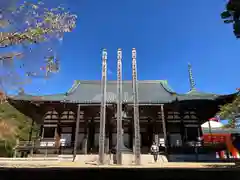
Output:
top-left (0, 154), bottom-right (236, 168)
top-left (0, 161), bottom-right (235, 168)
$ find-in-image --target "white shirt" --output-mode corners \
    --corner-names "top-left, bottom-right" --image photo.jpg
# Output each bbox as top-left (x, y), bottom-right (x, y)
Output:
top-left (151, 144), bottom-right (159, 153)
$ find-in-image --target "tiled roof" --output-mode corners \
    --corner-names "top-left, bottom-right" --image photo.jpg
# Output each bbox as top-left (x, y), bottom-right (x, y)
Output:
top-left (64, 80), bottom-right (176, 103)
top-left (8, 80), bottom-right (236, 104)
top-left (11, 93), bottom-right (66, 102)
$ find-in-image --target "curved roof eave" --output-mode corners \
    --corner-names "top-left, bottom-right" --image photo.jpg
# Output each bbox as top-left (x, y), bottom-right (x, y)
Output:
top-left (8, 93), bottom-right (66, 102)
top-left (159, 80), bottom-right (176, 94)
top-left (186, 89), bottom-right (217, 96)
top-left (66, 80), bottom-right (81, 95)
top-left (176, 89), bottom-right (237, 102)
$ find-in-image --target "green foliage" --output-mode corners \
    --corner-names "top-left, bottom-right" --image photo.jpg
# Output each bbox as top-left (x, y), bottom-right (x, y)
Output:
top-left (220, 1), bottom-right (240, 126)
top-left (0, 102), bottom-right (37, 156)
top-left (221, 0), bottom-right (240, 38)
top-left (220, 94), bottom-right (240, 127)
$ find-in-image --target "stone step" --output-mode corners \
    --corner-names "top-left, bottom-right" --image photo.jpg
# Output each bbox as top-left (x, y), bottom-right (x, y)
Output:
top-left (141, 154), bottom-right (168, 164)
top-left (75, 155), bottom-right (99, 163)
top-left (73, 154), bottom-right (168, 165)
top-left (58, 155), bottom-right (74, 162)
top-left (31, 154), bottom-right (58, 158)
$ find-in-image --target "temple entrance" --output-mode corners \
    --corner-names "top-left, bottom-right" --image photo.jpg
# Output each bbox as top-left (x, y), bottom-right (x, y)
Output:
top-left (185, 127), bottom-right (199, 141)
top-left (141, 132), bottom-right (151, 153)
top-left (88, 119), bottom-right (95, 153)
top-left (147, 123), bottom-right (154, 147)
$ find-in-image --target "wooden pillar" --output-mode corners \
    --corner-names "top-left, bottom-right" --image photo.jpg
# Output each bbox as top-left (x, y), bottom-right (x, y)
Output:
top-left (160, 104), bottom-right (168, 152)
top-left (28, 120), bottom-right (35, 142)
top-left (55, 112), bottom-right (61, 154)
top-left (179, 110), bottom-right (186, 145)
top-left (89, 116), bottom-right (95, 153)
top-left (153, 116), bottom-right (157, 145)
top-left (73, 104), bottom-right (81, 162)
top-left (13, 138), bottom-right (19, 158)
top-left (195, 108), bottom-right (205, 143)
top-left (207, 119), bottom-right (213, 144)
top-left (41, 125), bottom-right (44, 139)
top-left (148, 117), bottom-right (153, 147)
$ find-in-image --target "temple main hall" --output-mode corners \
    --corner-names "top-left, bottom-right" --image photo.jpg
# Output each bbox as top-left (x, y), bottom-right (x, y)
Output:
top-left (7, 49), bottom-right (237, 164)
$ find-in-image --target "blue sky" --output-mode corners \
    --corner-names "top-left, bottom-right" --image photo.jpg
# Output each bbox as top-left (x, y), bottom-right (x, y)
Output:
top-left (10, 0), bottom-right (240, 95)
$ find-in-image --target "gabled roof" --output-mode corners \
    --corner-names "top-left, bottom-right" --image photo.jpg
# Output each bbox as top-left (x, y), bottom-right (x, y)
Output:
top-left (64, 80), bottom-right (176, 103)
top-left (8, 80), bottom-right (236, 104)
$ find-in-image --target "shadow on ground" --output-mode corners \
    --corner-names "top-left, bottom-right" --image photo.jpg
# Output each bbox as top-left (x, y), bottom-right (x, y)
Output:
top-left (206, 163), bottom-right (240, 169)
top-left (0, 167), bottom-right (240, 180)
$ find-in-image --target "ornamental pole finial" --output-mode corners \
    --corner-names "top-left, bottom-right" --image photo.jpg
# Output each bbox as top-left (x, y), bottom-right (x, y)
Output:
top-left (188, 63), bottom-right (196, 91)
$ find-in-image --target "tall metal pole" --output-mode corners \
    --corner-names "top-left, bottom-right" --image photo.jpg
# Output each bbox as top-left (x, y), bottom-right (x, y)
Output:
top-left (160, 104), bottom-right (167, 153)
top-left (99, 48), bottom-right (107, 165)
top-left (73, 104), bottom-right (81, 162)
top-left (132, 48), bottom-right (141, 165)
top-left (116, 48), bottom-right (123, 165)
top-left (207, 119), bottom-right (213, 144)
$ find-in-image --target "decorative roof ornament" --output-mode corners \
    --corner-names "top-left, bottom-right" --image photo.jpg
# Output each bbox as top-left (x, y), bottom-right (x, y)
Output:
top-left (18, 87), bottom-right (25, 95)
top-left (188, 63), bottom-right (196, 91)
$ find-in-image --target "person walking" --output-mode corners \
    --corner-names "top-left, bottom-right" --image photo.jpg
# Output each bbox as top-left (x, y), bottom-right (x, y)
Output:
top-left (151, 142), bottom-right (159, 162)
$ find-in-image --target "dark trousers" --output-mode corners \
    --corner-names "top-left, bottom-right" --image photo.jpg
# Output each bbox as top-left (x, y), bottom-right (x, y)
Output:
top-left (153, 153), bottom-right (158, 162)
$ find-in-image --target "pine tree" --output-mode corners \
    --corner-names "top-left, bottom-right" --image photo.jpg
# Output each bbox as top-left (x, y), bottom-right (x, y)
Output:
top-left (221, 0), bottom-right (240, 38)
